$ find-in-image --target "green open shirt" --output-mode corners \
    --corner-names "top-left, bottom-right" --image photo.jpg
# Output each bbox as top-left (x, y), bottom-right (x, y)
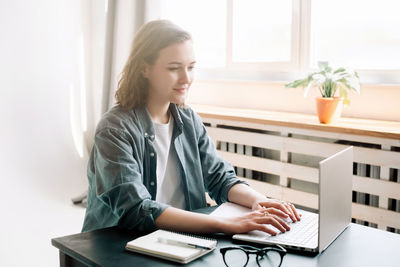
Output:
top-left (82, 104), bottom-right (246, 232)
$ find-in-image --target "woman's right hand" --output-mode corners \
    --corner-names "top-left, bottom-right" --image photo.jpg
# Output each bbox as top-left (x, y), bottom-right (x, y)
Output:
top-left (218, 210), bottom-right (291, 236)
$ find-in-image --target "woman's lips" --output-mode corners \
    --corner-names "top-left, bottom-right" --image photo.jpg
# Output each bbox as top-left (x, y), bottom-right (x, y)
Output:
top-left (174, 88), bottom-right (186, 93)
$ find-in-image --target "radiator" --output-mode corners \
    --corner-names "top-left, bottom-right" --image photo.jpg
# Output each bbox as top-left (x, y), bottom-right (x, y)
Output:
top-left (204, 121), bottom-right (400, 234)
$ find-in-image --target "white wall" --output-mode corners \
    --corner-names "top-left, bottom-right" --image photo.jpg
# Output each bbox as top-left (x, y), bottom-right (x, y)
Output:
top-left (0, 0), bottom-right (88, 266)
top-left (0, 1), bottom-right (143, 265)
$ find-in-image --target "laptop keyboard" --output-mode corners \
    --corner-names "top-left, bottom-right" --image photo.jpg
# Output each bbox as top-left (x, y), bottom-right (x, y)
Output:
top-left (267, 212), bottom-right (318, 246)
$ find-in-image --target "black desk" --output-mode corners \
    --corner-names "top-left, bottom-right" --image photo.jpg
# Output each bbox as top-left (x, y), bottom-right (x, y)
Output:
top-left (52, 209), bottom-right (400, 267)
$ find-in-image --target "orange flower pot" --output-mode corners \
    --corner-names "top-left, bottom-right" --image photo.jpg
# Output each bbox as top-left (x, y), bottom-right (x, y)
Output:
top-left (315, 97), bottom-right (343, 124)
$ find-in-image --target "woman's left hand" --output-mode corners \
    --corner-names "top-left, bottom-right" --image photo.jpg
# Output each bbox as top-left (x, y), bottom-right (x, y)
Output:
top-left (252, 198), bottom-right (301, 223)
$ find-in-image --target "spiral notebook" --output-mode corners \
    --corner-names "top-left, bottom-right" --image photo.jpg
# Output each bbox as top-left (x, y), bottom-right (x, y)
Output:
top-left (125, 230), bottom-right (217, 264)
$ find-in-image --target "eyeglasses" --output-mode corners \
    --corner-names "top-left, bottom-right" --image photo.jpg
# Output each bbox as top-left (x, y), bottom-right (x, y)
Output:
top-left (220, 244), bottom-right (287, 267)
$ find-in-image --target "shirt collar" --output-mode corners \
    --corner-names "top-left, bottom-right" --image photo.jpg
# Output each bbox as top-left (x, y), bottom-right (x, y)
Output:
top-left (135, 103), bottom-right (184, 140)
top-left (169, 104), bottom-right (183, 132)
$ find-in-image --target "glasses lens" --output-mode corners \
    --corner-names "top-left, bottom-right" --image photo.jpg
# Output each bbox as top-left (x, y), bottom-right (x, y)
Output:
top-left (257, 250), bottom-right (283, 267)
top-left (224, 249), bottom-right (248, 267)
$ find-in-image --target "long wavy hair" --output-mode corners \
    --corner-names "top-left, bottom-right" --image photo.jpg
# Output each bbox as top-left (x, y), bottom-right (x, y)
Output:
top-left (115, 20), bottom-right (192, 110)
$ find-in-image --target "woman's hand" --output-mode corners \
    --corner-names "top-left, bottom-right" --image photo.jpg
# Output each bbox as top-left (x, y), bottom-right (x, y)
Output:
top-left (219, 210), bottom-right (291, 236)
top-left (227, 184), bottom-right (301, 223)
top-left (252, 198), bottom-right (301, 223)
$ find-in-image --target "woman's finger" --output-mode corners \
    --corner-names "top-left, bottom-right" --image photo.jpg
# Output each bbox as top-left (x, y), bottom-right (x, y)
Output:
top-left (257, 214), bottom-right (290, 233)
top-left (268, 201), bottom-right (296, 222)
top-left (262, 207), bottom-right (289, 219)
top-left (252, 223), bottom-right (278, 236)
top-left (285, 203), bottom-right (297, 222)
top-left (277, 201), bottom-right (298, 222)
top-left (265, 213), bottom-right (291, 232)
top-left (257, 199), bottom-right (300, 222)
top-left (289, 202), bottom-right (302, 221)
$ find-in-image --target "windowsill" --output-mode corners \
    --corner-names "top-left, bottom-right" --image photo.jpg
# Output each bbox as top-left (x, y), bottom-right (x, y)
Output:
top-left (190, 104), bottom-right (400, 140)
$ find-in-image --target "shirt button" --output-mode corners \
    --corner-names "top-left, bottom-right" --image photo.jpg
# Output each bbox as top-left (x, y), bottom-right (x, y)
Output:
top-left (144, 132), bottom-right (148, 137)
top-left (150, 181), bottom-right (155, 186)
top-left (149, 152), bottom-right (155, 157)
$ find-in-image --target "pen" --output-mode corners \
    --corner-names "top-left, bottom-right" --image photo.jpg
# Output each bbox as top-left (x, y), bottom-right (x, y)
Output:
top-left (158, 237), bottom-right (212, 250)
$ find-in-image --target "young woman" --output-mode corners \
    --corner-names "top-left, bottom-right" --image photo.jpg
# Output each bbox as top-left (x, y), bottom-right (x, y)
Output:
top-left (82, 20), bottom-right (300, 235)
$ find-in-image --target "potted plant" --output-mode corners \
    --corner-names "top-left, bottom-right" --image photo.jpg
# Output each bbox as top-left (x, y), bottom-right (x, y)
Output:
top-left (285, 62), bottom-right (361, 124)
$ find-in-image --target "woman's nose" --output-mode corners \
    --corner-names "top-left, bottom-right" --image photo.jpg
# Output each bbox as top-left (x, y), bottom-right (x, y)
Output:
top-left (179, 69), bottom-right (191, 84)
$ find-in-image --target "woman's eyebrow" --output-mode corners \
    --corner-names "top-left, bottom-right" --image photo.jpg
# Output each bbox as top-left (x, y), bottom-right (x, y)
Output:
top-left (167, 61), bottom-right (197, 65)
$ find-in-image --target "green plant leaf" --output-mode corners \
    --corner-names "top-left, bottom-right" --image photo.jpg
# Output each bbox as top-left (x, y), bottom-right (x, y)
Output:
top-left (318, 61), bottom-right (329, 70)
top-left (319, 86), bottom-right (325, 97)
top-left (334, 67), bottom-right (346, 74)
top-left (285, 78), bottom-right (307, 88)
top-left (339, 87), bottom-right (350, 106)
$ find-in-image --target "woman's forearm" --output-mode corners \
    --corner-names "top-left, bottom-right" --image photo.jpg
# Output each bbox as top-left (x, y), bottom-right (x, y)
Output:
top-left (227, 183), bottom-right (267, 208)
top-left (155, 207), bottom-right (224, 233)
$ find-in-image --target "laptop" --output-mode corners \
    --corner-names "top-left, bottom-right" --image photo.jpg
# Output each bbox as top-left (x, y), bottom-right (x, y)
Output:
top-left (210, 146), bottom-right (353, 254)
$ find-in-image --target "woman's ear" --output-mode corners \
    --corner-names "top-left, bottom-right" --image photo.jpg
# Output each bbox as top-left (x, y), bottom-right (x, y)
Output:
top-left (142, 62), bottom-right (150, 78)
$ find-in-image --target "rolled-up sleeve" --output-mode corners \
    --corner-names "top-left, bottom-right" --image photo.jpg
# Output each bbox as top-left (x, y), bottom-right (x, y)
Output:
top-left (192, 112), bottom-right (248, 204)
top-left (92, 128), bottom-right (169, 231)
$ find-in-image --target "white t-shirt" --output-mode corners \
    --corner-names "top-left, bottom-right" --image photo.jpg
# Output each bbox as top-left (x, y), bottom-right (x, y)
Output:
top-left (153, 117), bottom-right (185, 209)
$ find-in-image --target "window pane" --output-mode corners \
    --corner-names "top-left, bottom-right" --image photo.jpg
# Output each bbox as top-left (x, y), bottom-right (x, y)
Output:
top-left (311, 0), bottom-right (400, 70)
top-left (232, 0), bottom-right (292, 62)
top-left (159, 0), bottom-right (226, 68)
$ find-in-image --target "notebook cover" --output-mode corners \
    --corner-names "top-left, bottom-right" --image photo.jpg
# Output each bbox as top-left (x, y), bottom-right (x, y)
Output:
top-left (125, 230), bottom-right (216, 264)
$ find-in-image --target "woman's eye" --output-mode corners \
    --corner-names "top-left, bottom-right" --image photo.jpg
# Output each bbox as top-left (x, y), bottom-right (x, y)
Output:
top-left (168, 67), bottom-right (179, 71)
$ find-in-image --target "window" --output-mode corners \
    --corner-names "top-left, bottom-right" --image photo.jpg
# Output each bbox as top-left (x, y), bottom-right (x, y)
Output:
top-left (149, 0), bottom-right (400, 83)
top-left (310, 0), bottom-right (400, 70)
top-left (231, 0), bottom-right (293, 63)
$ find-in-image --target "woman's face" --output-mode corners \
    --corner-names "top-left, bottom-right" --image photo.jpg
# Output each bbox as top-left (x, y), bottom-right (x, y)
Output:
top-left (143, 40), bottom-right (196, 106)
